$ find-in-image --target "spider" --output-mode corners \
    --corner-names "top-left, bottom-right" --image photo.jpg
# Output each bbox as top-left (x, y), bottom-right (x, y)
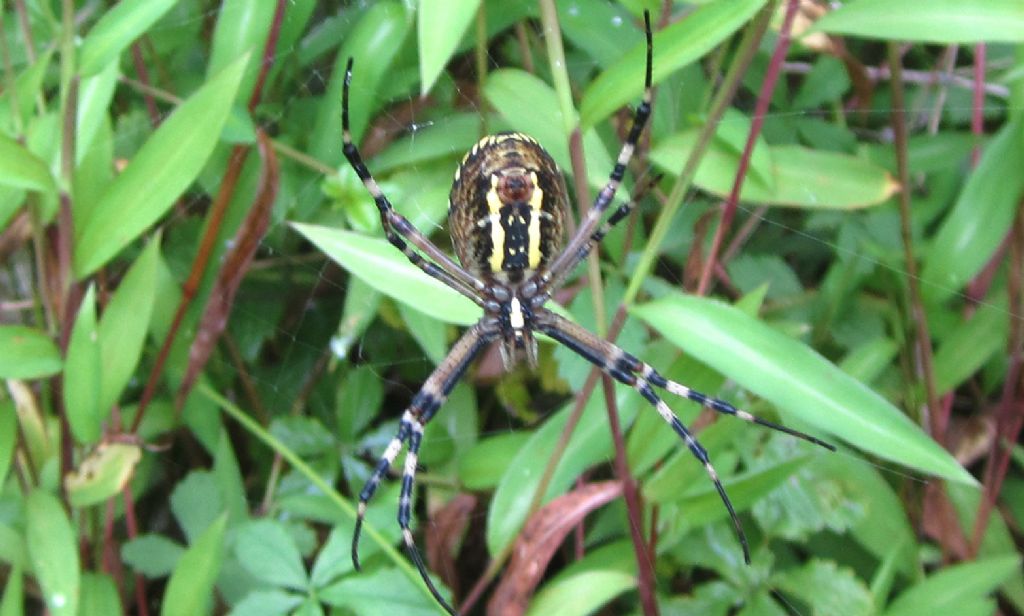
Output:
top-left (342, 11), bottom-right (833, 615)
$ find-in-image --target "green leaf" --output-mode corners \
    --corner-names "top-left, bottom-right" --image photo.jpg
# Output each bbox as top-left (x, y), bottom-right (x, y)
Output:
top-left (0, 401), bottom-right (14, 489)
top-left (171, 471), bottom-right (223, 544)
top-left (26, 490), bottom-right (80, 616)
top-left (813, 0), bottom-right (1024, 44)
top-left (483, 69), bottom-right (613, 193)
top-left (291, 223), bottom-right (481, 325)
top-left (65, 443), bottom-right (142, 508)
top-left (206, 0), bottom-right (277, 102)
top-left (76, 60), bottom-right (120, 163)
top-left (63, 285), bottom-right (102, 444)
top-left (96, 236), bottom-right (159, 414)
top-left (922, 119), bottom-right (1024, 303)
top-left (418, 0), bottom-right (482, 95)
top-left (0, 132), bottom-right (56, 195)
top-left (160, 514), bottom-right (227, 616)
top-left (933, 294), bottom-right (1008, 394)
top-left (884, 556), bottom-right (1021, 616)
top-left (774, 559), bottom-right (874, 616)
top-left (121, 534), bottom-right (185, 578)
top-left (310, 2), bottom-right (411, 163)
top-left (458, 432), bottom-right (531, 490)
top-left (234, 520), bottom-right (309, 591)
top-left (75, 52), bottom-right (249, 277)
top-left (309, 527), bottom-right (355, 589)
top-left (580, 0), bottom-right (767, 128)
top-left (526, 570), bottom-right (635, 616)
top-left (650, 130), bottom-right (898, 209)
top-left (80, 572), bottom-right (123, 615)
top-left (227, 590), bottom-right (303, 616)
top-left (0, 566), bottom-right (23, 616)
top-left (0, 326), bottom-right (61, 379)
top-left (487, 388), bottom-right (640, 555)
top-left (78, 0), bottom-right (178, 76)
top-left (319, 566), bottom-right (446, 615)
top-left (631, 292), bottom-right (975, 485)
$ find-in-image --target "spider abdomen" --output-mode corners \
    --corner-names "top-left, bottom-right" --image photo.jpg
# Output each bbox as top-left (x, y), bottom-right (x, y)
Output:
top-left (449, 132), bottom-right (569, 283)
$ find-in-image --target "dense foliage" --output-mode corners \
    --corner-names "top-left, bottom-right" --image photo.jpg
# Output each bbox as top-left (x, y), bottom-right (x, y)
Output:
top-left (1, 1), bottom-right (1022, 614)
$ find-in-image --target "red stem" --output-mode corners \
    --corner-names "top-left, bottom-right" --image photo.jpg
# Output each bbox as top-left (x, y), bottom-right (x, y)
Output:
top-left (696, 0), bottom-right (800, 296)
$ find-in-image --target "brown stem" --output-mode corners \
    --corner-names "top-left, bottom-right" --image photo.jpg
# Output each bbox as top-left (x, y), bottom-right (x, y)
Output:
top-left (970, 202), bottom-right (1024, 554)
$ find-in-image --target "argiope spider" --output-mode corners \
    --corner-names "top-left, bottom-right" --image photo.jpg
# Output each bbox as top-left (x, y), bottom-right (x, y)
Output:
top-left (342, 11), bottom-right (833, 615)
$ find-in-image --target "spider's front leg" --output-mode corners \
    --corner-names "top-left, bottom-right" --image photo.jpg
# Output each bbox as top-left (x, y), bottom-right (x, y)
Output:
top-left (351, 322), bottom-right (495, 615)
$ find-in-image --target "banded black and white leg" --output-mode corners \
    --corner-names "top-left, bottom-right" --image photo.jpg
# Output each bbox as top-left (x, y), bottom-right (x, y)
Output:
top-left (351, 322), bottom-right (495, 615)
top-left (534, 172), bottom-right (663, 299)
top-left (342, 58), bottom-right (487, 306)
top-left (534, 309), bottom-right (834, 563)
top-left (539, 11), bottom-right (653, 292)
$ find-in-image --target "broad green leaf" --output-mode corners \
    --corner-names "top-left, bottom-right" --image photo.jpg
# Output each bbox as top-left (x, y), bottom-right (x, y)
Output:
top-left (76, 60), bottom-right (120, 163)
top-left (933, 295), bottom-right (1008, 394)
top-left (96, 237), bottom-right (159, 414)
top-left (884, 556), bottom-right (1021, 616)
top-left (713, 108), bottom-right (775, 191)
top-left (0, 402), bottom-right (14, 488)
top-left (650, 130), bottom-right (898, 209)
top-left (558, 0), bottom-right (640, 69)
top-left (228, 590), bottom-right (303, 616)
top-left (487, 388), bottom-right (640, 556)
top-left (0, 326), bottom-right (61, 379)
top-left (310, 2), bottom-right (411, 163)
top-left (526, 570), bottom-right (635, 616)
top-left (161, 514), bottom-right (227, 616)
top-left (0, 566), bottom-right (23, 616)
top-left (418, 0), bottom-right (482, 95)
top-left (291, 223), bottom-right (481, 325)
top-left (0, 132), bottom-right (56, 195)
top-left (234, 519), bottom-right (309, 591)
top-left (631, 292), bottom-right (975, 485)
top-left (207, 0), bottom-right (277, 102)
top-left (80, 573), bottom-right (122, 615)
top-left (458, 432), bottom-right (531, 490)
top-left (63, 285), bottom-right (102, 444)
top-left (78, 0), bottom-right (178, 76)
top-left (310, 527), bottom-right (355, 589)
top-left (26, 490), bottom-right (80, 616)
top-left (398, 301), bottom-right (448, 363)
top-left (646, 452), bottom-right (812, 516)
top-left (483, 69), bottom-right (614, 194)
top-left (171, 471), bottom-right (223, 544)
top-left (75, 53), bottom-right (249, 277)
top-left (922, 119), bottom-right (1024, 303)
top-left (65, 443), bottom-right (142, 508)
top-left (580, 0), bottom-right (767, 128)
top-left (121, 534), bottom-right (185, 577)
top-left (813, 0), bottom-right (1024, 44)
top-left (774, 560), bottom-right (874, 616)
top-left (319, 566), bottom-right (446, 615)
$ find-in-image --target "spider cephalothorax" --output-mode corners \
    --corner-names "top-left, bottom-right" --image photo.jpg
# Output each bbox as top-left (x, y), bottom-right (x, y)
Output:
top-left (339, 11), bottom-right (832, 615)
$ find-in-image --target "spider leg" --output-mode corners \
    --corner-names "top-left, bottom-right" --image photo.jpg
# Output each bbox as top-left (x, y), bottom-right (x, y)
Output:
top-left (350, 322), bottom-right (495, 614)
top-left (540, 11), bottom-right (653, 291)
top-left (534, 173), bottom-right (663, 300)
top-left (535, 309), bottom-right (833, 564)
top-left (342, 58), bottom-right (486, 306)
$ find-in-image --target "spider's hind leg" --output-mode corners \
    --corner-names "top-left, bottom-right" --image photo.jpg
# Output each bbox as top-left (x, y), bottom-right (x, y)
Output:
top-left (640, 365), bottom-right (836, 452)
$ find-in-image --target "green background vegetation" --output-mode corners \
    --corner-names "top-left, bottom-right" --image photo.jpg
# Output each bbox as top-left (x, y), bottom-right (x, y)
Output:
top-left (1, 0), bottom-right (1022, 614)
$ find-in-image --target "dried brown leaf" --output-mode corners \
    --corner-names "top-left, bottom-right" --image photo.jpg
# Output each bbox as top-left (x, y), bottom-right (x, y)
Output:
top-left (487, 480), bottom-right (623, 616)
